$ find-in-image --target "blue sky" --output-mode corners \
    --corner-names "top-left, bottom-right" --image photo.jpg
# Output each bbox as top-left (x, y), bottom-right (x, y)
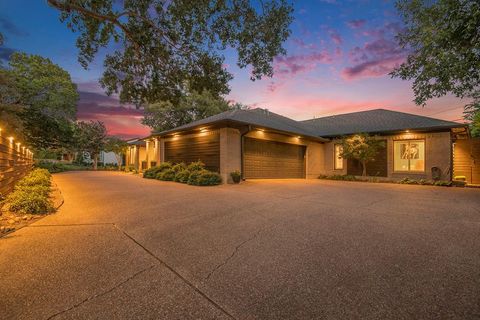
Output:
top-left (0, 0), bottom-right (466, 138)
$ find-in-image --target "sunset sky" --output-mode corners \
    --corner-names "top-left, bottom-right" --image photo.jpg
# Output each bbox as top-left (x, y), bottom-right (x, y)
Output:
top-left (0, 0), bottom-right (467, 139)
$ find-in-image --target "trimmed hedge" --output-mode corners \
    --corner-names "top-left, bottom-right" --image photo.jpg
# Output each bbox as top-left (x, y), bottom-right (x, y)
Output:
top-left (143, 162), bottom-right (173, 178)
top-left (143, 161), bottom-right (221, 186)
top-left (174, 170), bottom-right (190, 183)
top-left (197, 172), bottom-right (222, 186)
top-left (4, 169), bottom-right (54, 214)
top-left (157, 168), bottom-right (176, 181)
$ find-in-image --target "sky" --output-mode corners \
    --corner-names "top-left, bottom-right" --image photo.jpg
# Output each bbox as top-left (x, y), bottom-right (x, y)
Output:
top-left (0, 0), bottom-right (468, 139)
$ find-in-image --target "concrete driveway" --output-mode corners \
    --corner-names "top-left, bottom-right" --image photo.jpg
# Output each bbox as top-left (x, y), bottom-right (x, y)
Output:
top-left (1, 171), bottom-right (480, 319)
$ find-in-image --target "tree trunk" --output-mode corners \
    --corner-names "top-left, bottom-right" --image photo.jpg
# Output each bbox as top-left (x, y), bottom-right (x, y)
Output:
top-left (93, 154), bottom-right (98, 170)
top-left (361, 160), bottom-right (367, 177)
top-left (115, 154), bottom-right (122, 170)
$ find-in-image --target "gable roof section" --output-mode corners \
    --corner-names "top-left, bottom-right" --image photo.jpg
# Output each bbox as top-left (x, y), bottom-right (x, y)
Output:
top-left (155, 108), bottom-right (327, 141)
top-left (302, 109), bottom-right (464, 137)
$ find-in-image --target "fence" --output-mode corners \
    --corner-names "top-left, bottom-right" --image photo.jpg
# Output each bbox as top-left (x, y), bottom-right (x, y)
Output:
top-left (0, 130), bottom-right (34, 196)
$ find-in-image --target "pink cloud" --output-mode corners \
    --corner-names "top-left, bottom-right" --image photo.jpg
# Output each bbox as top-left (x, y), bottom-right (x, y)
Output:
top-left (274, 51), bottom-right (334, 77)
top-left (329, 30), bottom-right (343, 45)
top-left (347, 19), bottom-right (366, 29)
top-left (342, 25), bottom-right (407, 80)
top-left (341, 56), bottom-right (405, 80)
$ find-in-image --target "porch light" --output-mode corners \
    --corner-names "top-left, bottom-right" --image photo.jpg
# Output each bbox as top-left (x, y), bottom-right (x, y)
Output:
top-left (200, 127), bottom-right (208, 132)
top-left (405, 130), bottom-right (410, 133)
top-left (8, 136), bottom-right (13, 144)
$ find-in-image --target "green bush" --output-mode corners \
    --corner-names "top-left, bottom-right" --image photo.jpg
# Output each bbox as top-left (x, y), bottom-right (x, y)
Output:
top-left (174, 170), bottom-right (190, 183)
top-left (37, 160), bottom-right (91, 173)
top-left (187, 170), bottom-right (205, 185)
top-left (172, 162), bottom-right (187, 173)
top-left (156, 168), bottom-right (176, 181)
top-left (197, 171), bottom-right (222, 186)
top-left (143, 162), bottom-right (173, 178)
top-left (398, 177), bottom-right (418, 184)
top-left (6, 191), bottom-right (53, 214)
top-left (187, 161), bottom-right (205, 172)
top-left (4, 168), bottom-right (54, 214)
top-left (434, 180), bottom-right (452, 187)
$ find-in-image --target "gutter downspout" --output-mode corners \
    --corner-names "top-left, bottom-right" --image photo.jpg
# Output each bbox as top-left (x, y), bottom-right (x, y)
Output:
top-left (240, 125), bottom-right (252, 180)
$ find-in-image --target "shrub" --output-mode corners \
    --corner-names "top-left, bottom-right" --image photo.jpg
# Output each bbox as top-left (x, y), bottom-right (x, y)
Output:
top-left (174, 170), bottom-right (190, 183)
top-left (17, 169), bottom-right (51, 187)
top-left (4, 168), bottom-right (54, 214)
top-left (187, 170), bottom-right (206, 185)
top-left (434, 180), bottom-right (452, 187)
top-left (329, 174), bottom-right (357, 181)
top-left (142, 162), bottom-right (173, 178)
top-left (187, 161), bottom-right (205, 172)
top-left (197, 171), bottom-right (222, 186)
top-left (6, 191), bottom-right (53, 214)
top-left (172, 162), bottom-right (187, 173)
top-left (156, 168), bottom-right (176, 181)
top-left (398, 177), bottom-right (418, 184)
top-left (37, 160), bottom-right (90, 173)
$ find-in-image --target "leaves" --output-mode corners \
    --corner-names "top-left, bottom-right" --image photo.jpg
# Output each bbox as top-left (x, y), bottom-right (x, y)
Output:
top-left (340, 134), bottom-right (385, 176)
top-left (47, 0), bottom-right (293, 105)
top-left (0, 52), bottom-right (78, 150)
top-left (391, 0), bottom-right (480, 107)
top-left (141, 89), bottom-right (237, 132)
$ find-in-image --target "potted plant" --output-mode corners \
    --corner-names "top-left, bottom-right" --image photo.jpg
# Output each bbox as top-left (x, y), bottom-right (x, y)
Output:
top-left (230, 170), bottom-right (241, 184)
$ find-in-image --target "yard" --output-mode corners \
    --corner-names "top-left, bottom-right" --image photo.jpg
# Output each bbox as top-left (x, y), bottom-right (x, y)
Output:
top-left (1, 171), bottom-right (479, 319)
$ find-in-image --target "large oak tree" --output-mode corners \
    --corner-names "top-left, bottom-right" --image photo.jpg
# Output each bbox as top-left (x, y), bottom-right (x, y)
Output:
top-left (391, 0), bottom-right (480, 134)
top-left (47, 0), bottom-right (294, 106)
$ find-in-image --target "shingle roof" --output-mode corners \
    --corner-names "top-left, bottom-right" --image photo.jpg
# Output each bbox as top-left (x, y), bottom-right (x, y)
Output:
top-left (302, 109), bottom-right (464, 137)
top-left (155, 108), bottom-right (327, 141)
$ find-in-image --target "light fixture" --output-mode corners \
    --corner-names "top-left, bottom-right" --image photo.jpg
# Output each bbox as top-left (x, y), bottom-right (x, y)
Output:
top-left (8, 136), bottom-right (13, 143)
top-left (405, 130), bottom-right (410, 133)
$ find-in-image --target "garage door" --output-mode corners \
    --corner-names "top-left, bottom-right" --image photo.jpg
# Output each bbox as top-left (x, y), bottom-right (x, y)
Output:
top-left (165, 131), bottom-right (220, 172)
top-left (244, 137), bottom-right (306, 179)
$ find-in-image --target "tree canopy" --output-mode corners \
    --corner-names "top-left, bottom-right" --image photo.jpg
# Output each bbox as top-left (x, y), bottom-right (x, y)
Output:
top-left (47, 0), bottom-right (293, 106)
top-left (74, 121), bottom-right (107, 170)
top-left (391, 0), bottom-right (480, 129)
top-left (340, 134), bottom-right (385, 177)
top-left (104, 136), bottom-right (128, 168)
top-left (0, 52), bottom-right (79, 149)
top-left (142, 89), bottom-right (244, 132)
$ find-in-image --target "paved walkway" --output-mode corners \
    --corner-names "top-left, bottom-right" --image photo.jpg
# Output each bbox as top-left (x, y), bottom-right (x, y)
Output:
top-left (1, 171), bottom-right (480, 319)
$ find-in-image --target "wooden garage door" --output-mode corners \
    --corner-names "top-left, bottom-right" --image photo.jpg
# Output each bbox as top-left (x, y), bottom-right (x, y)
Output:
top-left (244, 138), bottom-right (306, 179)
top-left (165, 131), bottom-right (220, 172)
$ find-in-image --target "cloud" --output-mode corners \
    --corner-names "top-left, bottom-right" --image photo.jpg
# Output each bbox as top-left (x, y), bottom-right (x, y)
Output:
top-left (274, 51), bottom-right (334, 77)
top-left (0, 17), bottom-right (29, 37)
top-left (76, 91), bottom-right (150, 138)
top-left (342, 23), bottom-right (407, 80)
top-left (0, 46), bottom-right (15, 61)
top-left (347, 19), bottom-right (366, 29)
top-left (329, 30), bottom-right (343, 45)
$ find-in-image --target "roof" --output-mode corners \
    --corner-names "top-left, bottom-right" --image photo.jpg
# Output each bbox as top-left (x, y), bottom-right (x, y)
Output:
top-left (155, 108), bottom-right (327, 141)
top-left (127, 138), bottom-right (146, 146)
top-left (302, 109), bottom-right (465, 137)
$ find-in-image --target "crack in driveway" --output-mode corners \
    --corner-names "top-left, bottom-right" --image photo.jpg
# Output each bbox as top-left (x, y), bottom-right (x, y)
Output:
top-left (205, 228), bottom-right (263, 281)
top-left (46, 265), bottom-right (155, 320)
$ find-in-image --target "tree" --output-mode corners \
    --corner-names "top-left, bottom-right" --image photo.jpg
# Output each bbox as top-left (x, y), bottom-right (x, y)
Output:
top-left (104, 136), bottom-right (128, 169)
top-left (391, 0), bottom-right (480, 123)
top-left (142, 89), bottom-right (233, 132)
top-left (74, 121), bottom-right (107, 170)
top-left (339, 134), bottom-right (385, 177)
top-left (47, 0), bottom-right (294, 106)
top-left (0, 52), bottom-right (79, 150)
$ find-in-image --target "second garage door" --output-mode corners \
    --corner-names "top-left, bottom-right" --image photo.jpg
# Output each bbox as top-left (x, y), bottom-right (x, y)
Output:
top-left (244, 137), bottom-right (306, 179)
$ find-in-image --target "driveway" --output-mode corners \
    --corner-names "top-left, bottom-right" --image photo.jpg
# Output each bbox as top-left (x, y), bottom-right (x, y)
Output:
top-left (1, 171), bottom-right (480, 319)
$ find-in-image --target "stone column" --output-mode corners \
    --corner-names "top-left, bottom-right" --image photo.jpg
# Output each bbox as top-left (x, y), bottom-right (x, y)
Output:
top-left (219, 127), bottom-right (242, 183)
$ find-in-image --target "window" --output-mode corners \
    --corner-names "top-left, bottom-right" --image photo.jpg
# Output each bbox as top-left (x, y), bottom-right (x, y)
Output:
top-left (394, 140), bottom-right (425, 172)
top-left (334, 144), bottom-right (343, 170)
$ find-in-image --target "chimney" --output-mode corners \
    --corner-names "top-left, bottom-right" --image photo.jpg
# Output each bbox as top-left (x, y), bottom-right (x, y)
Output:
top-left (264, 108), bottom-right (270, 116)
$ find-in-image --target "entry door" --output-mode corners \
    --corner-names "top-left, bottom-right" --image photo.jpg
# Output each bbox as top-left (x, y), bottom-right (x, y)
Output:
top-left (244, 138), bottom-right (306, 179)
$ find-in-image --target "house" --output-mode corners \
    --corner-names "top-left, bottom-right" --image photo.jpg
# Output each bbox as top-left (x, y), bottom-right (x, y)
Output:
top-left (126, 108), bottom-right (479, 184)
